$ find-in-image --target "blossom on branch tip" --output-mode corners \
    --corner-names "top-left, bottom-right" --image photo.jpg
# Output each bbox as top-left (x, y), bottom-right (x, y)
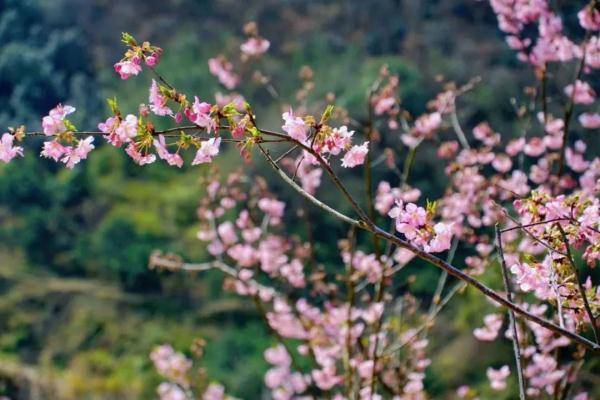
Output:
top-left (240, 37), bottom-right (270, 56)
top-left (114, 57), bottom-right (142, 80)
top-left (0, 133), bottom-right (23, 163)
top-left (42, 104), bottom-right (76, 136)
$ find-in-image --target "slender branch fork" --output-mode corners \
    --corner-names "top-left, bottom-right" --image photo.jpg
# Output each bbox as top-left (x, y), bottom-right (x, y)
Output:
top-left (23, 121), bottom-right (600, 352)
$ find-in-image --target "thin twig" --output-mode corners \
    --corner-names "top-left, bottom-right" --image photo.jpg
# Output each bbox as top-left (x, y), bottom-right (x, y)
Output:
top-left (495, 225), bottom-right (526, 400)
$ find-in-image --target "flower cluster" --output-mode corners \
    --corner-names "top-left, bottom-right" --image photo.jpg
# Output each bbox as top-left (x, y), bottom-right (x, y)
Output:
top-left (0, 132), bottom-right (23, 163)
top-left (388, 200), bottom-right (453, 253)
top-left (40, 105), bottom-right (95, 169)
top-left (114, 32), bottom-right (162, 79)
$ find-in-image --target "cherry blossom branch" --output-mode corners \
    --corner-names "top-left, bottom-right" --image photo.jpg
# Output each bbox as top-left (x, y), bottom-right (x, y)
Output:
top-left (255, 135), bottom-right (600, 352)
top-left (501, 211), bottom-right (568, 257)
top-left (495, 225), bottom-right (526, 400)
top-left (370, 225), bottom-right (599, 351)
top-left (557, 28), bottom-right (592, 177)
top-left (24, 127), bottom-right (288, 143)
top-left (555, 223), bottom-right (599, 343)
top-left (257, 128), bottom-right (371, 224)
top-left (256, 143), bottom-right (360, 228)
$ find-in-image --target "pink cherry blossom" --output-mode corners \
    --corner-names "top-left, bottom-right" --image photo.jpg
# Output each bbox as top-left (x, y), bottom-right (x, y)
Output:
top-left (524, 137), bottom-right (546, 157)
top-left (565, 147), bottom-right (589, 173)
top-left (61, 136), bottom-right (95, 169)
top-left (202, 383), bottom-right (225, 400)
top-left (154, 135), bottom-right (183, 167)
top-left (145, 52), bottom-right (160, 67)
top-left (492, 154), bottom-right (513, 173)
top-left (579, 112), bottom-right (600, 129)
top-left (578, 5), bottom-right (600, 30)
top-left (456, 386), bottom-right (470, 398)
top-left (208, 57), bottom-right (239, 89)
top-left (113, 114), bottom-right (139, 146)
top-left (323, 126), bottom-right (354, 155)
top-left (0, 133), bottom-right (23, 163)
top-left (258, 198), bottom-right (286, 224)
top-left (486, 365), bottom-right (510, 391)
top-left (282, 109), bottom-right (309, 142)
top-left (412, 112), bottom-right (442, 138)
top-left (157, 383), bottom-right (186, 400)
top-left (192, 137), bottom-right (221, 165)
top-left (389, 201), bottom-right (427, 242)
top-left (42, 104), bottom-right (76, 136)
top-left (564, 80), bottom-right (596, 105)
top-left (40, 139), bottom-right (68, 161)
top-left (524, 353), bottom-right (565, 394)
top-left (98, 116), bottom-right (122, 146)
top-left (125, 142), bottom-right (156, 165)
top-left (424, 222), bottom-right (453, 253)
top-left (341, 142), bottom-right (369, 168)
top-left (373, 96), bottom-right (395, 115)
top-left (186, 97), bottom-right (216, 133)
top-left (114, 57), bottom-right (142, 79)
top-left (240, 37), bottom-right (270, 56)
top-left (295, 157), bottom-right (322, 195)
top-left (311, 366), bottom-right (341, 390)
top-left (473, 313), bottom-right (503, 341)
top-left (149, 79), bottom-right (173, 116)
top-left (265, 344), bottom-right (292, 367)
top-left (151, 344), bottom-right (192, 385)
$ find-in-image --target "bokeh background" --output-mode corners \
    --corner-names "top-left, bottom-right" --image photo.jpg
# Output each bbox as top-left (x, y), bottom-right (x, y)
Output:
top-left (0, 0), bottom-right (597, 399)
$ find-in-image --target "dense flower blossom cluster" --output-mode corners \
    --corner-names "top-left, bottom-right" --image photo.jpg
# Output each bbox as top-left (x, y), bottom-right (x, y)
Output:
top-left (388, 201), bottom-right (453, 253)
top-left (39, 105), bottom-right (95, 168)
top-left (3, 3), bottom-right (600, 399)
